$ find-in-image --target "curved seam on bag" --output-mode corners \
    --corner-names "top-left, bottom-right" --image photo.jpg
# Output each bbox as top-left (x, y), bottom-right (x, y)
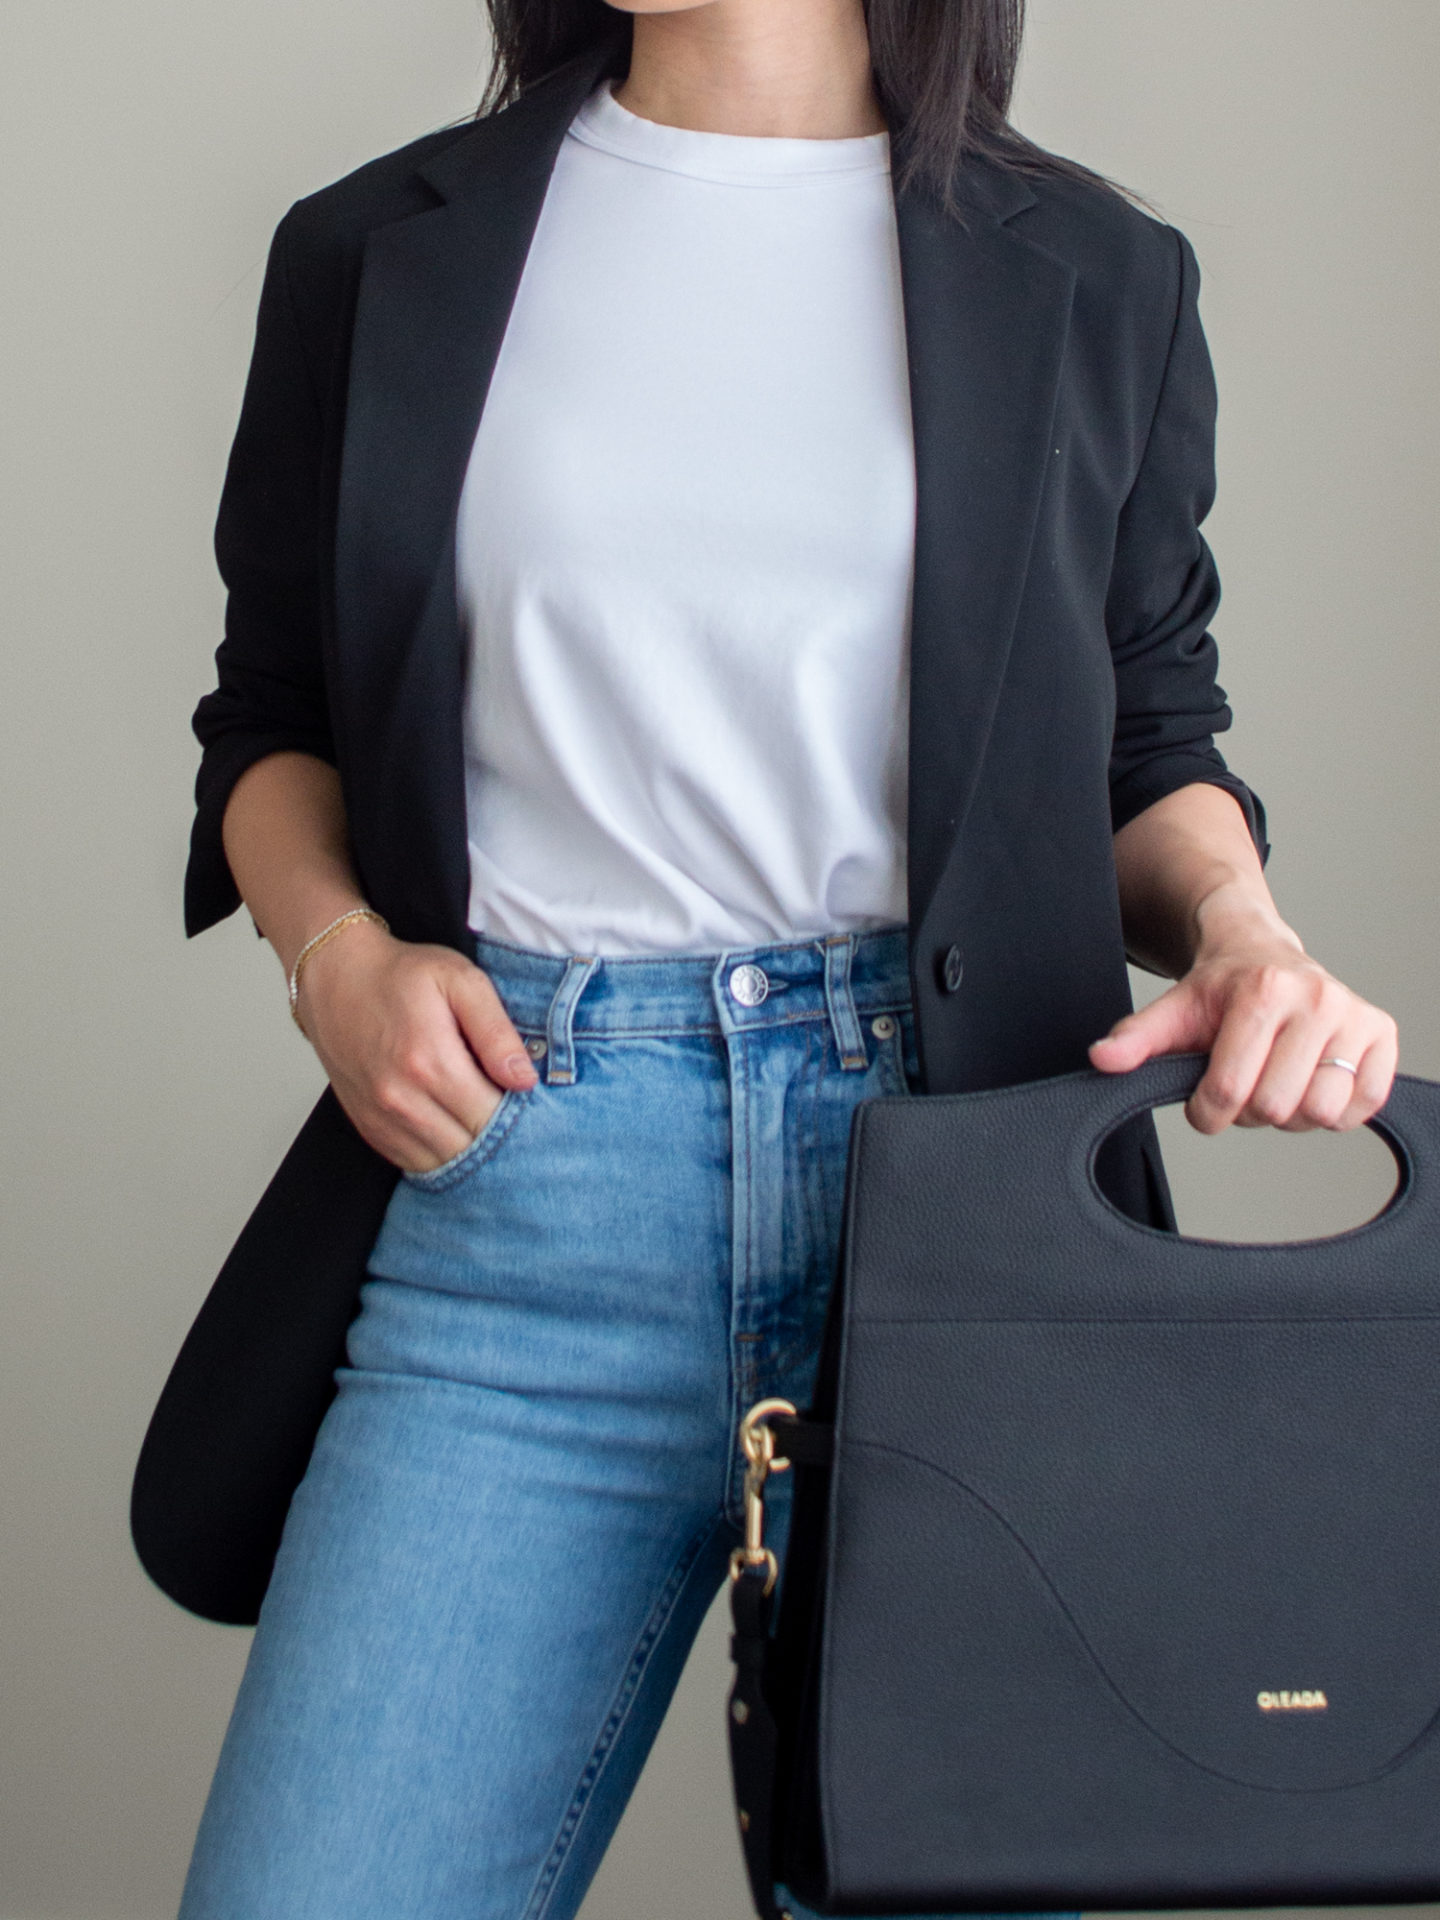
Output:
top-left (847, 1438), bottom-right (1440, 1795)
top-left (522, 1511), bottom-right (729, 1920)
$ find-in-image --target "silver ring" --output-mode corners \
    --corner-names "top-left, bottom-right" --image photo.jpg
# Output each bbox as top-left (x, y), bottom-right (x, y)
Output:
top-left (1317, 1056), bottom-right (1359, 1076)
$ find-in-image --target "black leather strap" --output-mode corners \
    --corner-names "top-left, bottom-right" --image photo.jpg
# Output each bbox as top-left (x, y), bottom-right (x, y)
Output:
top-left (771, 1415), bottom-right (834, 1470)
top-left (729, 1563), bottom-right (787, 1920)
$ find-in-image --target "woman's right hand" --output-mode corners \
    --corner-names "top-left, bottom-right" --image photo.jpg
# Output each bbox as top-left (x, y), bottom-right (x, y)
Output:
top-left (218, 753), bottom-right (535, 1173)
top-left (293, 919), bottom-right (539, 1174)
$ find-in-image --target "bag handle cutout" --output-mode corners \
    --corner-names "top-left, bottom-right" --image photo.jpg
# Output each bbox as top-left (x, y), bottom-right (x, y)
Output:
top-left (1082, 1051), bottom-right (1417, 1250)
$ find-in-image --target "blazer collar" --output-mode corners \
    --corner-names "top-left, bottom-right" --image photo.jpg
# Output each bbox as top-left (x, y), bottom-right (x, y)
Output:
top-left (417, 40), bottom-right (630, 206)
top-left (334, 37), bottom-right (1074, 947)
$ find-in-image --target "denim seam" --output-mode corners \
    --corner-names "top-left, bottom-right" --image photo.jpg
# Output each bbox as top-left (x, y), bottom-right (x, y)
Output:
top-left (801, 1020), bottom-right (828, 1323)
top-left (522, 1511), bottom-right (728, 1920)
top-left (739, 1024), bottom-right (757, 1412)
top-left (879, 1020), bottom-right (908, 1097)
top-left (724, 1024), bottom-right (757, 1521)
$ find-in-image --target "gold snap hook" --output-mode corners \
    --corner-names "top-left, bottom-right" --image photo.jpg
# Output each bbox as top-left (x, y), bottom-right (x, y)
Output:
top-left (738, 1396), bottom-right (797, 1471)
top-left (729, 1398), bottom-right (797, 1595)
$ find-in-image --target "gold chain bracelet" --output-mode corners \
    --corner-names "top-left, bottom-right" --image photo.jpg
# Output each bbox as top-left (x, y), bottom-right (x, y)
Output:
top-left (288, 907), bottom-right (390, 1031)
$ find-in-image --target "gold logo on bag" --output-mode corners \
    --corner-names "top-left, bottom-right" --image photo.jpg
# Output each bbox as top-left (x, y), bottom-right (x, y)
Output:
top-left (1257, 1690), bottom-right (1328, 1711)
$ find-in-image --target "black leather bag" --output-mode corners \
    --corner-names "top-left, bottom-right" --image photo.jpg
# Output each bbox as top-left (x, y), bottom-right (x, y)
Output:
top-left (728, 1052), bottom-right (1440, 1916)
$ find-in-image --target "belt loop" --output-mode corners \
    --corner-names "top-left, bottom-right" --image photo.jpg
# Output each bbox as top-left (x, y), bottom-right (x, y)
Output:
top-left (823, 934), bottom-right (868, 1072)
top-left (544, 955), bottom-right (598, 1085)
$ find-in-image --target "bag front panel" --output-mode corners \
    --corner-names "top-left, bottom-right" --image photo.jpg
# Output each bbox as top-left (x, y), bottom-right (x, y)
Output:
top-left (808, 1069), bottom-right (1440, 1911)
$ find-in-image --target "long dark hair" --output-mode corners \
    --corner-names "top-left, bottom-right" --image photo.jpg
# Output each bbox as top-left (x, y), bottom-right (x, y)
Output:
top-left (477, 1), bottom-right (1124, 222)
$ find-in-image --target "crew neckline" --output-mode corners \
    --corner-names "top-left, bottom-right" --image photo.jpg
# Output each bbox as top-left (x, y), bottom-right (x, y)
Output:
top-left (568, 77), bottom-right (891, 185)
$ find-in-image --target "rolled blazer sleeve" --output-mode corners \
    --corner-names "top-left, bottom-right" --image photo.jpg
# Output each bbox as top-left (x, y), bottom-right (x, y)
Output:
top-left (184, 208), bottom-right (337, 937)
top-left (1104, 226), bottom-right (1269, 865)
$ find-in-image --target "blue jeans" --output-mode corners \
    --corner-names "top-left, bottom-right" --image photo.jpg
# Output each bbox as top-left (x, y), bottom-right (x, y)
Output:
top-left (179, 926), bottom-right (1075, 1920)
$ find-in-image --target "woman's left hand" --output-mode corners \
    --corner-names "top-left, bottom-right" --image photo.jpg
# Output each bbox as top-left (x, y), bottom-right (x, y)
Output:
top-left (1089, 926), bottom-right (1398, 1133)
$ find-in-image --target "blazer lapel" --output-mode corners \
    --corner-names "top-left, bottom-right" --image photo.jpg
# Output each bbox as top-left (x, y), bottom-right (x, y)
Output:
top-left (895, 167), bottom-right (1077, 931)
top-left (332, 40), bottom-right (622, 945)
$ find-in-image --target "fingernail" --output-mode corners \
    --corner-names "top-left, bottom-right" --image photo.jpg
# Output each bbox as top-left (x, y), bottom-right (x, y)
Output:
top-left (505, 1051), bottom-right (538, 1082)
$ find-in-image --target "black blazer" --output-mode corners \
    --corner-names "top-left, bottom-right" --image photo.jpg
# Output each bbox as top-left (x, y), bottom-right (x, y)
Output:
top-left (133, 38), bottom-right (1267, 1624)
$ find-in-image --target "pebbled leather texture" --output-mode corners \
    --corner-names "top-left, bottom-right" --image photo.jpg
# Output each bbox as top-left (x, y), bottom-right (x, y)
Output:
top-left (799, 1054), bottom-right (1440, 1911)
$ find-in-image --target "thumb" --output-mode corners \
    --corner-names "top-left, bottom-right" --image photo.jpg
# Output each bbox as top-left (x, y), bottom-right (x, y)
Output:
top-left (446, 961), bottom-right (539, 1090)
top-left (1088, 983), bottom-right (1210, 1073)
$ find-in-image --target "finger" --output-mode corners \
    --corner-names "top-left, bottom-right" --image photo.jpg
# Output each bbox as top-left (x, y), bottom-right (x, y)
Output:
top-left (447, 962), bottom-right (539, 1089)
top-left (1270, 1039), bottom-right (1370, 1132)
top-left (363, 995), bottom-right (512, 1164)
top-left (351, 1078), bottom-right (482, 1173)
top-left (407, 1051), bottom-right (510, 1153)
top-left (1185, 986), bottom-right (1288, 1133)
top-left (1280, 1010), bottom-right (1398, 1132)
top-left (1334, 1021), bottom-right (1400, 1131)
top-left (1089, 984), bottom-right (1211, 1072)
top-left (1236, 1016), bottom-right (1343, 1132)
top-left (398, 989), bottom-right (514, 1129)
top-left (405, 1082), bottom-right (508, 1174)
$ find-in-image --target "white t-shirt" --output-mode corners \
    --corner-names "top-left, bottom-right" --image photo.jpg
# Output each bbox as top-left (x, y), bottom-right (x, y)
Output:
top-left (456, 76), bottom-right (915, 955)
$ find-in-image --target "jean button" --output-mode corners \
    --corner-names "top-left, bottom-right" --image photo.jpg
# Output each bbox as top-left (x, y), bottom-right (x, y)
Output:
top-left (871, 1014), bottom-right (896, 1040)
top-left (729, 963), bottom-right (770, 1007)
top-left (525, 1036), bottom-right (548, 1058)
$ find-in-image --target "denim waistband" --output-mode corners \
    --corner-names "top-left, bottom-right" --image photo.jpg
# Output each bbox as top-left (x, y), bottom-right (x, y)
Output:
top-left (470, 925), bottom-right (913, 1084)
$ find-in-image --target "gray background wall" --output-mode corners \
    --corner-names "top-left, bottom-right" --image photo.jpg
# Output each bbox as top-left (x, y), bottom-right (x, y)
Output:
top-left (2, 2), bottom-right (1436, 1914)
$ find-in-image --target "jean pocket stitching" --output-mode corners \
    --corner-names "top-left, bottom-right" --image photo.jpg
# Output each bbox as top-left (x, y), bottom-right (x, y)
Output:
top-left (400, 1084), bottom-right (534, 1191)
top-left (880, 1026), bottom-right (908, 1097)
top-left (884, 1011), bottom-right (920, 1097)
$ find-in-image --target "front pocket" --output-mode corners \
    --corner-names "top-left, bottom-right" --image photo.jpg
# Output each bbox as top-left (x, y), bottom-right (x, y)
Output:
top-left (400, 1082), bottom-right (535, 1192)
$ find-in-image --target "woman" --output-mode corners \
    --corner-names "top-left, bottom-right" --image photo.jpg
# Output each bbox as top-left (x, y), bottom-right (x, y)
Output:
top-left (162, 1), bottom-right (1398, 1915)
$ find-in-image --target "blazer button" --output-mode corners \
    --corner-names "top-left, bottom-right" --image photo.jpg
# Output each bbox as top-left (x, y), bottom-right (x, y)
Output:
top-left (937, 943), bottom-right (965, 994)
